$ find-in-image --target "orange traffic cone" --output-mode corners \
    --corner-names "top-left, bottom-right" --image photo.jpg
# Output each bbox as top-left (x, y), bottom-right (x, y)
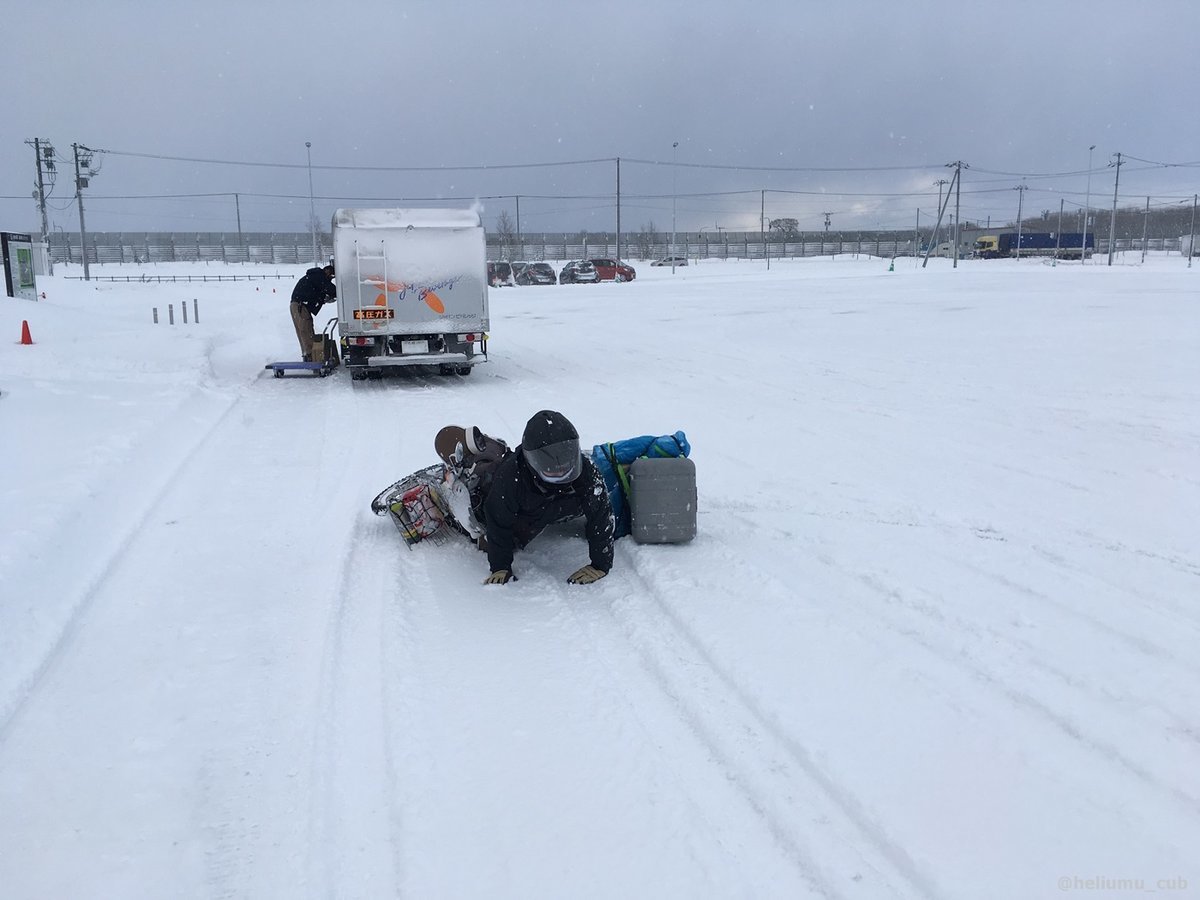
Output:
top-left (20, 320), bottom-right (33, 345)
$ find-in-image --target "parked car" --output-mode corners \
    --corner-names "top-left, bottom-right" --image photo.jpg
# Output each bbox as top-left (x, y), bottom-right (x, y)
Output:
top-left (487, 261), bottom-right (514, 287)
top-left (514, 261), bottom-right (557, 285)
top-left (650, 256), bottom-right (688, 267)
top-left (589, 258), bottom-right (636, 281)
top-left (559, 260), bottom-right (599, 284)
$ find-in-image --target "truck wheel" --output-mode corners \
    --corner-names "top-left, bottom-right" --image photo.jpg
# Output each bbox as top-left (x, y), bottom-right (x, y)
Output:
top-left (439, 364), bottom-right (456, 376)
top-left (456, 365), bottom-right (473, 376)
top-left (351, 369), bottom-right (367, 381)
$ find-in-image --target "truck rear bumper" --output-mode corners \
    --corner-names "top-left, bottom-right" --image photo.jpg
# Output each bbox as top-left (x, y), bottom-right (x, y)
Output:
top-left (362, 352), bottom-right (482, 368)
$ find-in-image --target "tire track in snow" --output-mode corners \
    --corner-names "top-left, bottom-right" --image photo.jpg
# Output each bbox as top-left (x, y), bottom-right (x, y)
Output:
top-left (702, 523), bottom-right (1200, 817)
top-left (0, 386), bottom-right (242, 743)
top-left (847, 569), bottom-right (1200, 815)
top-left (303, 374), bottom-right (413, 899)
top-left (190, 374), bottom-right (358, 898)
top-left (532, 551), bottom-right (942, 900)
top-left (305, 512), bottom-right (406, 899)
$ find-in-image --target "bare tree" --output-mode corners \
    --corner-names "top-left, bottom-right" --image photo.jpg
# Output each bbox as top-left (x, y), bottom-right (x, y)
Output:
top-left (495, 210), bottom-right (517, 259)
top-left (768, 218), bottom-right (800, 240)
top-left (636, 221), bottom-right (660, 260)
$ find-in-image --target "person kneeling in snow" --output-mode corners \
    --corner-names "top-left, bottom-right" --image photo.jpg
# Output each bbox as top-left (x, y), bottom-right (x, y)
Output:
top-left (482, 410), bottom-right (615, 586)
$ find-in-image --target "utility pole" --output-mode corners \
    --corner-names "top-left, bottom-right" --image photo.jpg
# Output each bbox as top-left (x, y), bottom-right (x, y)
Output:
top-left (615, 157), bottom-right (621, 265)
top-left (72, 142), bottom-right (95, 281)
top-left (1189, 194), bottom-right (1197, 269)
top-left (921, 163), bottom-right (960, 268)
top-left (1141, 196), bottom-right (1149, 264)
top-left (1014, 183), bottom-right (1027, 260)
top-left (952, 162), bottom-right (963, 267)
top-left (514, 196), bottom-right (521, 248)
top-left (234, 193), bottom-right (243, 248)
top-left (1082, 144), bottom-right (1096, 264)
top-left (26, 138), bottom-right (55, 275)
top-left (1054, 198), bottom-right (1064, 261)
top-left (914, 208), bottom-right (920, 264)
top-left (1107, 151), bottom-right (1122, 266)
top-left (934, 179), bottom-right (948, 249)
top-left (761, 189), bottom-right (769, 271)
top-left (305, 142), bottom-right (319, 265)
top-left (671, 141), bottom-right (679, 271)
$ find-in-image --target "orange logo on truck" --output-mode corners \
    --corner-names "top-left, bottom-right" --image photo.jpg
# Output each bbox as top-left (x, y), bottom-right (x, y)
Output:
top-left (361, 276), bottom-right (446, 314)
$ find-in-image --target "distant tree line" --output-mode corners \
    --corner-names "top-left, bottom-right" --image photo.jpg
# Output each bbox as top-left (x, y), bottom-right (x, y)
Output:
top-left (1014, 203), bottom-right (1198, 241)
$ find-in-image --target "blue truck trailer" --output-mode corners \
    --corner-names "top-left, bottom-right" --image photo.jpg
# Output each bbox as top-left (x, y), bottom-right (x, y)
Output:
top-left (974, 232), bottom-right (1094, 259)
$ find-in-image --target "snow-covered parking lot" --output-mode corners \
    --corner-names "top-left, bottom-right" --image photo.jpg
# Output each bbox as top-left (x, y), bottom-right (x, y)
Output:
top-left (1, 255), bottom-right (1196, 898)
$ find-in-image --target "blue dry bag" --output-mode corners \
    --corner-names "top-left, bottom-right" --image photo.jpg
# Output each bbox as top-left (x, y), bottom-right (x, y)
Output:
top-left (591, 431), bottom-right (691, 538)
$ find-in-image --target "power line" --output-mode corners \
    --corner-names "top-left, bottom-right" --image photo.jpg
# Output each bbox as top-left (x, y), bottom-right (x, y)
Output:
top-left (1122, 155), bottom-right (1200, 167)
top-left (622, 157), bottom-right (939, 173)
top-left (95, 148), bottom-right (616, 172)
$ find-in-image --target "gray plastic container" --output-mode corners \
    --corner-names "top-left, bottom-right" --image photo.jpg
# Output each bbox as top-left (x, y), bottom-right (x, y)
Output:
top-left (629, 456), bottom-right (697, 544)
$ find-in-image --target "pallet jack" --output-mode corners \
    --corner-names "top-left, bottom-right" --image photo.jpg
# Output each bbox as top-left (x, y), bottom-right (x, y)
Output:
top-left (265, 317), bottom-right (340, 378)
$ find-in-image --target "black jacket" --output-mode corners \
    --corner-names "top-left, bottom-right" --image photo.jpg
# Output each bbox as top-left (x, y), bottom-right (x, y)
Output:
top-left (483, 450), bottom-right (615, 574)
top-left (291, 268), bottom-right (337, 315)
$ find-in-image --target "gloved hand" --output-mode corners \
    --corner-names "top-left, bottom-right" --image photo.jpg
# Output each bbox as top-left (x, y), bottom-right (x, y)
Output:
top-left (484, 569), bottom-right (516, 585)
top-left (567, 565), bottom-right (607, 585)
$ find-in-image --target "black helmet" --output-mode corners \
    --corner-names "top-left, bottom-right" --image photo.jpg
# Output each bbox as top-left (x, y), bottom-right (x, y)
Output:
top-left (522, 410), bottom-right (582, 484)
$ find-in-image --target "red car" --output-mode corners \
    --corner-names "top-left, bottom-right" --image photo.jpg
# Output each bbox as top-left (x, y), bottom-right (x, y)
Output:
top-left (588, 258), bottom-right (636, 282)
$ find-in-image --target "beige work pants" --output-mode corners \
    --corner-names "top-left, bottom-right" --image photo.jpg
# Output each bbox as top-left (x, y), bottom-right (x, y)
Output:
top-left (290, 301), bottom-right (315, 361)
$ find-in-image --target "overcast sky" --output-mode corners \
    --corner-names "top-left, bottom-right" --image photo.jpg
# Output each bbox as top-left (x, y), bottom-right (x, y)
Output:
top-left (3, 0), bottom-right (1199, 237)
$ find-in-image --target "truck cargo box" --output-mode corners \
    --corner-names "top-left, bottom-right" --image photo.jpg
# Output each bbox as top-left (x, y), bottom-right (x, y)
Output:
top-left (332, 208), bottom-right (489, 377)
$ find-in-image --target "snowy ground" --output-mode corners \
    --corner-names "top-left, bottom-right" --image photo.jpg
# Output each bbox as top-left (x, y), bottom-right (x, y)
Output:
top-left (1, 255), bottom-right (1196, 899)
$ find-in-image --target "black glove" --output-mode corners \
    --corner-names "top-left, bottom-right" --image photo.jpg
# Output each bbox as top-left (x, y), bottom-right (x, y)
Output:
top-left (484, 569), bottom-right (516, 585)
top-left (567, 565), bottom-right (607, 585)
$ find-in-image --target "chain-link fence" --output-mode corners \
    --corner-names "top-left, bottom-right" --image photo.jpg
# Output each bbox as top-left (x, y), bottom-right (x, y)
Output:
top-left (44, 230), bottom-right (1185, 267)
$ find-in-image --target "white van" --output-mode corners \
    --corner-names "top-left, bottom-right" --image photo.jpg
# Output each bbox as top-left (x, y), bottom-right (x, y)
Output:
top-left (332, 208), bottom-right (489, 379)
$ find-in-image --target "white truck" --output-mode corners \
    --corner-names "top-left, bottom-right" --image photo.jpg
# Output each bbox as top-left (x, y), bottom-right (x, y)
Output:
top-left (332, 208), bottom-right (489, 379)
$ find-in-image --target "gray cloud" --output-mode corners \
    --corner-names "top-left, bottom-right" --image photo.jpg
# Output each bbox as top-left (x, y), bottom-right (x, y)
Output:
top-left (4, 0), bottom-right (1198, 236)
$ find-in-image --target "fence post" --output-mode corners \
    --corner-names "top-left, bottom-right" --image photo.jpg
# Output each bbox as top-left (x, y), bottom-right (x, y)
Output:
top-left (153, 307), bottom-right (158, 324)
top-left (193, 298), bottom-right (199, 323)
top-left (169, 303), bottom-right (175, 325)
top-left (182, 301), bottom-right (188, 324)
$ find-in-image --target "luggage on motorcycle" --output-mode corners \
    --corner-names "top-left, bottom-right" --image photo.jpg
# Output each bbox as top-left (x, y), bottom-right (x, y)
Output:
top-left (629, 456), bottom-right (697, 544)
top-left (592, 431), bottom-right (690, 539)
top-left (370, 464), bottom-right (464, 548)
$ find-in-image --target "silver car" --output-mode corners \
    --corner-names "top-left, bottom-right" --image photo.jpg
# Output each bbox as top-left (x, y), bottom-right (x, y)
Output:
top-left (559, 260), bottom-right (599, 284)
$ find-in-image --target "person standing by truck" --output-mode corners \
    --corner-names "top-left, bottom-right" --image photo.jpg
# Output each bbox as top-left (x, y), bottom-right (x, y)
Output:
top-left (289, 264), bottom-right (336, 361)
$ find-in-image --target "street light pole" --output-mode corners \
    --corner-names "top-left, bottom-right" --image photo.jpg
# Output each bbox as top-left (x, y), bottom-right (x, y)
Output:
top-left (671, 141), bottom-right (679, 272)
top-left (306, 141), bottom-right (319, 265)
